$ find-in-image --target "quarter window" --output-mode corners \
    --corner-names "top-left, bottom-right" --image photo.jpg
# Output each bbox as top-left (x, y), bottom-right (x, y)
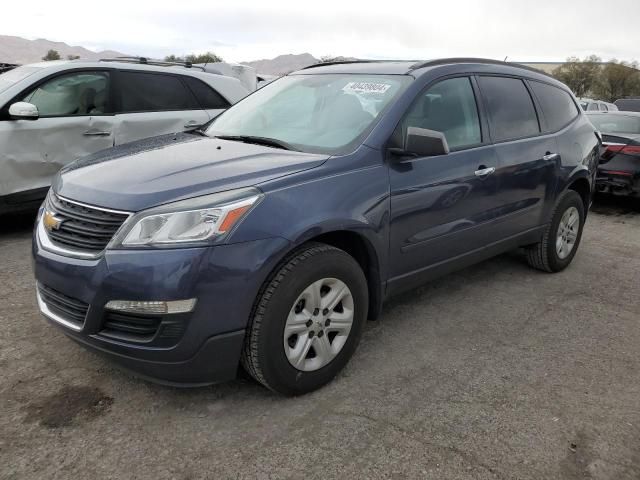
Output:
top-left (22, 72), bottom-right (110, 116)
top-left (400, 77), bottom-right (482, 150)
top-left (478, 76), bottom-right (540, 142)
top-left (529, 81), bottom-right (580, 132)
top-left (118, 72), bottom-right (198, 112)
top-left (183, 77), bottom-right (230, 109)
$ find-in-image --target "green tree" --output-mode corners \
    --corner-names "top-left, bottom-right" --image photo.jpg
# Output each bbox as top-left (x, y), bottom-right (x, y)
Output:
top-left (164, 52), bottom-right (223, 64)
top-left (552, 55), bottom-right (601, 97)
top-left (185, 52), bottom-right (223, 64)
top-left (164, 54), bottom-right (184, 62)
top-left (593, 60), bottom-right (640, 102)
top-left (42, 49), bottom-right (61, 61)
top-left (66, 54), bottom-right (80, 60)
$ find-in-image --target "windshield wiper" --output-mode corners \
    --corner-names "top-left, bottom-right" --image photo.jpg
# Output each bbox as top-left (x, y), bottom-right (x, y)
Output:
top-left (215, 135), bottom-right (297, 151)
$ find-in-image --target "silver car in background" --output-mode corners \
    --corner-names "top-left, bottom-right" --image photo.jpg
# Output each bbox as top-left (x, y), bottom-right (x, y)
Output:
top-left (578, 97), bottom-right (618, 112)
top-left (0, 58), bottom-right (250, 214)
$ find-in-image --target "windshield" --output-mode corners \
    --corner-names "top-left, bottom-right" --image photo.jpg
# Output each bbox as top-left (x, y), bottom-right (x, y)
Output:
top-left (206, 74), bottom-right (412, 154)
top-left (588, 113), bottom-right (640, 135)
top-left (0, 66), bottom-right (42, 94)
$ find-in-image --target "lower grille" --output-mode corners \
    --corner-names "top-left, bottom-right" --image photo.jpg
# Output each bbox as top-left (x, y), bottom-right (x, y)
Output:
top-left (38, 284), bottom-right (89, 327)
top-left (100, 311), bottom-right (186, 344)
top-left (101, 312), bottom-right (162, 342)
top-left (45, 194), bottom-right (130, 254)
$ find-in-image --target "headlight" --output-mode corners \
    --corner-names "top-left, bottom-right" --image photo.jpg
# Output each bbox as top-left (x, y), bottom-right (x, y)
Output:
top-left (110, 188), bottom-right (262, 248)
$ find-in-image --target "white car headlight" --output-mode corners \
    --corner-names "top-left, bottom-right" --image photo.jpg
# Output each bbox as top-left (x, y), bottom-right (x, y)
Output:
top-left (111, 188), bottom-right (262, 248)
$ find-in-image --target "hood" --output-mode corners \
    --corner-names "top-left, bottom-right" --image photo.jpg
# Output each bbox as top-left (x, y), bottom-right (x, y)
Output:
top-left (55, 133), bottom-right (328, 211)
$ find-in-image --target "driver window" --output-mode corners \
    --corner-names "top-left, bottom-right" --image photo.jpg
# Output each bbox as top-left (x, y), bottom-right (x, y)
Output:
top-left (399, 77), bottom-right (481, 150)
top-left (22, 72), bottom-right (110, 117)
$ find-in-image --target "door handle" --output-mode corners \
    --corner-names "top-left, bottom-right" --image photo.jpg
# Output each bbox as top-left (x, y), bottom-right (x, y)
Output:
top-left (184, 122), bottom-right (203, 129)
top-left (83, 130), bottom-right (111, 136)
top-left (474, 166), bottom-right (496, 177)
top-left (543, 152), bottom-right (560, 161)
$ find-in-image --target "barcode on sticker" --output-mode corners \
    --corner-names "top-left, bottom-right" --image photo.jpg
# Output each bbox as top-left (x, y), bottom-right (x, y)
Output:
top-left (342, 82), bottom-right (391, 94)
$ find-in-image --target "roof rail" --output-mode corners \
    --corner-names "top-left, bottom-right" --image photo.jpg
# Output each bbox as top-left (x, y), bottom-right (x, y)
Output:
top-left (99, 56), bottom-right (206, 71)
top-left (301, 59), bottom-right (418, 70)
top-left (409, 58), bottom-right (553, 77)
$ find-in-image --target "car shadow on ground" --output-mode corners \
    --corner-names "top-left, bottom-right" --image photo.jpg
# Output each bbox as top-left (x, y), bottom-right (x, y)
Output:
top-left (0, 209), bottom-right (38, 236)
top-left (591, 193), bottom-right (640, 216)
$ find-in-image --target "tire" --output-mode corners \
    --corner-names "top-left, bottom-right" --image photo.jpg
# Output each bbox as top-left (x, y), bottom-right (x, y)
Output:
top-left (241, 242), bottom-right (369, 395)
top-left (526, 190), bottom-right (585, 272)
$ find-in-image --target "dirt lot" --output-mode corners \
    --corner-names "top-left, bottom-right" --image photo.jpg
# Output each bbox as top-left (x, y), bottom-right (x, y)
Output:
top-left (1, 196), bottom-right (639, 480)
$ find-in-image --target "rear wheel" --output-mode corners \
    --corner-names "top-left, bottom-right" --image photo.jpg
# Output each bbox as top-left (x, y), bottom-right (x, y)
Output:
top-left (526, 190), bottom-right (585, 272)
top-left (242, 243), bottom-right (368, 395)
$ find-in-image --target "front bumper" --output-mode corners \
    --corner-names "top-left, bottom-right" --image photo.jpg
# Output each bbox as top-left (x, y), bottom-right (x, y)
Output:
top-left (32, 228), bottom-right (290, 386)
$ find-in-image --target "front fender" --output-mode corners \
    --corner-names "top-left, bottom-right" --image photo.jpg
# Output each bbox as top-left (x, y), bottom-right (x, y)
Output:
top-left (229, 155), bottom-right (391, 308)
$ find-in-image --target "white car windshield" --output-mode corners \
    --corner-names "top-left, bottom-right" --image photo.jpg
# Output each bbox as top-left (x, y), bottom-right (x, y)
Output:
top-left (0, 66), bottom-right (42, 94)
top-left (589, 113), bottom-right (640, 135)
top-left (206, 73), bottom-right (412, 154)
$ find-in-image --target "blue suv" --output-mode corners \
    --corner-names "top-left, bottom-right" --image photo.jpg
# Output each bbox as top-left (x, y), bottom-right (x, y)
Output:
top-left (32, 59), bottom-right (600, 395)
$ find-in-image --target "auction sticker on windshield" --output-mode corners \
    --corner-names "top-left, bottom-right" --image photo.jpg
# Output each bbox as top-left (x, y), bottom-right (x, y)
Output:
top-left (342, 82), bottom-right (391, 94)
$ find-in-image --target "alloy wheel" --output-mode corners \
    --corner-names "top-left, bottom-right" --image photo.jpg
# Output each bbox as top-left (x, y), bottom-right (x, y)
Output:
top-left (283, 278), bottom-right (354, 372)
top-left (556, 206), bottom-right (580, 260)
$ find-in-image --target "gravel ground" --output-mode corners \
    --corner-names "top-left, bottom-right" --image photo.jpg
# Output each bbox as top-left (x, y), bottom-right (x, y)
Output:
top-left (1, 195), bottom-right (639, 480)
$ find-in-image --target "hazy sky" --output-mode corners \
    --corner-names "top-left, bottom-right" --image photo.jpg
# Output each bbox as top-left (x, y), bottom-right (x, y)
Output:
top-left (4, 0), bottom-right (639, 62)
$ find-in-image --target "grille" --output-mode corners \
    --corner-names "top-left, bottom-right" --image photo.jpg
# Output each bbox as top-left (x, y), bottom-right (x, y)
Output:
top-left (46, 194), bottom-right (129, 254)
top-left (38, 284), bottom-right (89, 327)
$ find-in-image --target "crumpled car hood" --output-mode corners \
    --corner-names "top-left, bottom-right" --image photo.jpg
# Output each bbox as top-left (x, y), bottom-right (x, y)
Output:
top-left (54, 133), bottom-right (328, 211)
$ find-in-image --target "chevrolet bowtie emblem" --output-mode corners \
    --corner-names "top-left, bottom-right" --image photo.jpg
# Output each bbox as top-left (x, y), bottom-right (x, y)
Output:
top-left (43, 211), bottom-right (63, 231)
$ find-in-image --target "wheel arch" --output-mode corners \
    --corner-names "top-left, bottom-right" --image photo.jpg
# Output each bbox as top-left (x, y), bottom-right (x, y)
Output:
top-left (566, 175), bottom-right (592, 215)
top-left (307, 230), bottom-right (383, 320)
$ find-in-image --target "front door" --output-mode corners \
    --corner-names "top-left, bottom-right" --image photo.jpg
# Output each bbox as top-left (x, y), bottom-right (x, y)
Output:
top-left (388, 76), bottom-right (502, 285)
top-left (0, 70), bottom-right (114, 198)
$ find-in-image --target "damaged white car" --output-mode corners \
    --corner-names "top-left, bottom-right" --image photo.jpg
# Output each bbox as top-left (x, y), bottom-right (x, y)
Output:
top-left (0, 58), bottom-right (251, 214)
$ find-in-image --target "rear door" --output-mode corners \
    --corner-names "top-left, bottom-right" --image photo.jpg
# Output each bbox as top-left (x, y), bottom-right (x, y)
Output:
top-left (0, 70), bottom-right (114, 198)
top-left (476, 75), bottom-right (557, 237)
top-left (113, 71), bottom-right (210, 145)
top-left (388, 76), bottom-right (502, 280)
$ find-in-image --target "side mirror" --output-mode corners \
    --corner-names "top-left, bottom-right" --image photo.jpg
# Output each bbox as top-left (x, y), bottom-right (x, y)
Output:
top-left (390, 127), bottom-right (450, 159)
top-left (406, 127), bottom-right (449, 156)
top-left (8, 102), bottom-right (39, 120)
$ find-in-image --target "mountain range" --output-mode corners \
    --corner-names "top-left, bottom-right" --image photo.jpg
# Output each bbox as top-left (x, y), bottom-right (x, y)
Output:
top-left (0, 35), bottom-right (126, 64)
top-left (0, 36), bottom-right (350, 74)
top-left (241, 53), bottom-right (318, 75)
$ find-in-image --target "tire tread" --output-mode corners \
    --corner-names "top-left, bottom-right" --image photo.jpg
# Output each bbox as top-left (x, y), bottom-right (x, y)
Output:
top-left (526, 190), bottom-right (583, 272)
top-left (241, 242), bottom-right (342, 392)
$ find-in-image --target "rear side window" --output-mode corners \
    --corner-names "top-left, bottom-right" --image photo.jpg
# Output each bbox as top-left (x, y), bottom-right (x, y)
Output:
top-left (118, 72), bottom-right (198, 112)
top-left (529, 81), bottom-right (580, 132)
top-left (478, 76), bottom-right (540, 142)
top-left (183, 77), bottom-right (230, 109)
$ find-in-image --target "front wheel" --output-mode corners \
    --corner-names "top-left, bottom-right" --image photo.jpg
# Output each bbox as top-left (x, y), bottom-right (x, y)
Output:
top-left (526, 190), bottom-right (586, 272)
top-left (241, 243), bottom-right (369, 395)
